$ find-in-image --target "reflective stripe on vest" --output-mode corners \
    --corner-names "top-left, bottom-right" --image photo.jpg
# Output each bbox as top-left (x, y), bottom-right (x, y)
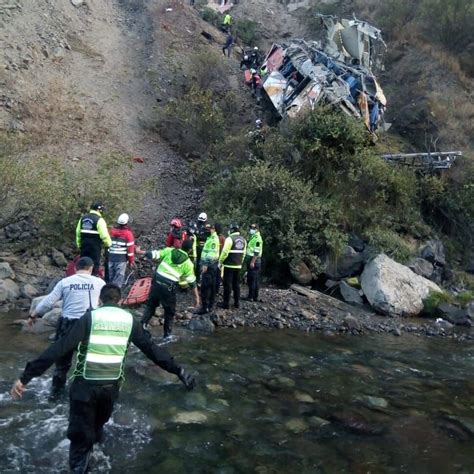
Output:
top-left (157, 261), bottom-right (182, 282)
top-left (74, 307), bottom-right (133, 381)
top-left (223, 234), bottom-right (246, 268)
top-left (80, 213), bottom-right (101, 244)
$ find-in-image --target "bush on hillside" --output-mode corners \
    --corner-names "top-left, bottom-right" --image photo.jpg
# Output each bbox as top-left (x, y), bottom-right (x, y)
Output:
top-left (235, 19), bottom-right (260, 46)
top-left (154, 86), bottom-right (225, 156)
top-left (0, 134), bottom-right (141, 244)
top-left (188, 49), bottom-right (229, 92)
top-left (420, 0), bottom-right (474, 53)
top-left (205, 163), bottom-right (346, 278)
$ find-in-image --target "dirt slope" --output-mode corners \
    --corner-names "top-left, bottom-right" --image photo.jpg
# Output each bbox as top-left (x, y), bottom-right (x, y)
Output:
top-left (1, 0), bottom-right (202, 241)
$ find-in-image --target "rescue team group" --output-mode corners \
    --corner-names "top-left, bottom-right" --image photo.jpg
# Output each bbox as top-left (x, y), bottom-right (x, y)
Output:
top-left (10, 202), bottom-right (264, 473)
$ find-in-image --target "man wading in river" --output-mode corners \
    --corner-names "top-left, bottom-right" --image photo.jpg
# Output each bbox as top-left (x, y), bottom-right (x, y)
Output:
top-left (11, 284), bottom-right (196, 474)
top-left (29, 256), bottom-right (105, 395)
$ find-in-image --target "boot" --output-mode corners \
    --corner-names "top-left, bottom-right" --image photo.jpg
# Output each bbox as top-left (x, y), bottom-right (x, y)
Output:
top-left (194, 306), bottom-right (209, 315)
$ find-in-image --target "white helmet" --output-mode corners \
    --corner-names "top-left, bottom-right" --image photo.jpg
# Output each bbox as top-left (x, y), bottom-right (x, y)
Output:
top-left (117, 213), bottom-right (129, 225)
top-left (198, 212), bottom-right (208, 222)
top-left (254, 46), bottom-right (259, 51)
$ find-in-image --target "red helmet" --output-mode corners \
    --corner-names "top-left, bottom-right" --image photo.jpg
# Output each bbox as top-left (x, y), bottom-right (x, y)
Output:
top-left (170, 218), bottom-right (182, 228)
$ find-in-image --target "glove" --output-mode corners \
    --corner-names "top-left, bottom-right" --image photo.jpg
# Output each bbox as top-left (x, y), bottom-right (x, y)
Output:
top-left (178, 368), bottom-right (196, 390)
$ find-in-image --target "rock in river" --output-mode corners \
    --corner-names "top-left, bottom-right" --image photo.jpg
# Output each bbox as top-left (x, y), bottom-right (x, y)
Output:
top-left (361, 254), bottom-right (441, 317)
top-left (172, 411), bottom-right (208, 424)
top-left (285, 418), bottom-right (309, 433)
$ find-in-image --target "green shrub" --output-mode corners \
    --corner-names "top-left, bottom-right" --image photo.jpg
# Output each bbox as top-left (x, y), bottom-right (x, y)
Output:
top-left (188, 48), bottom-right (229, 92)
top-left (235, 19), bottom-right (260, 46)
top-left (200, 7), bottom-right (220, 27)
top-left (419, 0), bottom-right (474, 53)
top-left (154, 86), bottom-right (225, 155)
top-left (423, 291), bottom-right (453, 316)
top-left (0, 134), bottom-right (141, 245)
top-left (364, 228), bottom-right (413, 263)
top-left (205, 162), bottom-right (346, 278)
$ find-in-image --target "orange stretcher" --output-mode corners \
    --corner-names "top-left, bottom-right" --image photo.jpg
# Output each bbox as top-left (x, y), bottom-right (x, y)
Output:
top-left (121, 277), bottom-right (152, 306)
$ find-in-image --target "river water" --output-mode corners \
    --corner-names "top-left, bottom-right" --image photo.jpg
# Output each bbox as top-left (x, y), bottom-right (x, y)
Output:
top-left (0, 312), bottom-right (473, 473)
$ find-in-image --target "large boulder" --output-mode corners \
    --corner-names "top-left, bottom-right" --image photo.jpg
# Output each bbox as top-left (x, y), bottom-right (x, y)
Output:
top-left (361, 254), bottom-right (442, 317)
top-left (437, 303), bottom-right (472, 327)
top-left (0, 278), bottom-right (21, 303)
top-left (51, 248), bottom-right (68, 268)
top-left (188, 316), bottom-right (215, 333)
top-left (340, 281), bottom-right (364, 306)
top-left (0, 262), bottom-right (15, 280)
top-left (324, 246), bottom-right (364, 279)
top-left (30, 295), bottom-right (63, 313)
top-left (408, 258), bottom-right (434, 280)
top-left (289, 259), bottom-right (313, 285)
top-left (420, 240), bottom-right (446, 266)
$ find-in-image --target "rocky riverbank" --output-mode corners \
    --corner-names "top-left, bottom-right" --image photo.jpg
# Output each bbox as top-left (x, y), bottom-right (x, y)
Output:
top-left (2, 248), bottom-right (472, 342)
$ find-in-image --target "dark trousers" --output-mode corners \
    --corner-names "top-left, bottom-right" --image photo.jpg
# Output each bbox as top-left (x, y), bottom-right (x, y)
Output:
top-left (223, 267), bottom-right (241, 308)
top-left (141, 279), bottom-right (177, 337)
top-left (80, 242), bottom-right (101, 276)
top-left (201, 266), bottom-right (217, 310)
top-left (68, 379), bottom-right (119, 473)
top-left (53, 317), bottom-right (78, 388)
top-left (247, 259), bottom-right (261, 300)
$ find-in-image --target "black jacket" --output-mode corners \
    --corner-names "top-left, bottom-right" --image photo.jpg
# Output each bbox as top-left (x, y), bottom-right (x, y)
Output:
top-left (20, 306), bottom-right (182, 385)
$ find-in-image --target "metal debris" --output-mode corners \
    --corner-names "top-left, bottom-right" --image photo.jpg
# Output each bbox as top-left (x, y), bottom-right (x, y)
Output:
top-left (381, 151), bottom-right (462, 172)
top-left (260, 14), bottom-right (388, 133)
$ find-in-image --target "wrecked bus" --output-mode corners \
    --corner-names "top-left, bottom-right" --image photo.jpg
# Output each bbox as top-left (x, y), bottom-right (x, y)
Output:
top-left (260, 14), bottom-right (388, 134)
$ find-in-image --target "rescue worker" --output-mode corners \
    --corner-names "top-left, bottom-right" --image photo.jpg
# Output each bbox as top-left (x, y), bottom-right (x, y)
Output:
top-left (165, 218), bottom-right (187, 249)
top-left (28, 256), bottom-right (105, 393)
top-left (222, 32), bottom-right (234, 58)
top-left (186, 220), bottom-right (198, 266)
top-left (250, 69), bottom-right (263, 103)
top-left (240, 54), bottom-right (251, 70)
top-left (249, 46), bottom-right (261, 69)
top-left (196, 212), bottom-right (208, 281)
top-left (219, 223), bottom-right (247, 309)
top-left (244, 223), bottom-right (263, 302)
top-left (76, 202), bottom-right (112, 276)
top-left (222, 13), bottom-right (232, 32)
top-left (12, 284), bottom-right (196, 473)
top-left (108, 213), bottom-right (135, 288)
top-left (195, 223), bottom-right (220, 314)
top-left (139, 239), bottom-right (200, 338)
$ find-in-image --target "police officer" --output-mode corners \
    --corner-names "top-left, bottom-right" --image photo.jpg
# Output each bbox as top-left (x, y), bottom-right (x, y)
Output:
top-left (28, 256), bottom-right (106, 393)
top-left (195, 223), bottom-right (220, 314)
top-left (244, 223), bottom-right (263, 302)
top-left (219, 223), bottom-right (247, 309)
top-left (139, 239), bottom-right (200, 338)
top-left (76, 202), bottom-right (112, 276)
top-left (12, 284), bottom-right (196, 473)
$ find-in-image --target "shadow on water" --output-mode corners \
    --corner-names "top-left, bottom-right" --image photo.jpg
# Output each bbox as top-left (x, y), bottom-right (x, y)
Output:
top-left (0, 312), bottom-right (473, 473)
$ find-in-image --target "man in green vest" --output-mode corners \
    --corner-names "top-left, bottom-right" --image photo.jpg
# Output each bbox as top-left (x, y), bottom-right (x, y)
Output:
top-left (219, 223), bottom-right (247, 309)
top-left (195, 223), bottom-right (220, 314)
top-left (139, 239), bottom-right (200, 338)
top-left (75, 202), bottom-right (112, 276)
top-left (244, 223), bottom-right (264, 302)
top-left (11, 284), bottom-right (196, 473)
top-left (222, 13), bottom-right (232, 32)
